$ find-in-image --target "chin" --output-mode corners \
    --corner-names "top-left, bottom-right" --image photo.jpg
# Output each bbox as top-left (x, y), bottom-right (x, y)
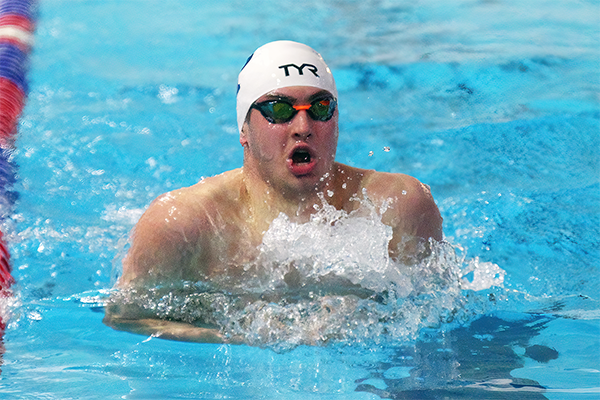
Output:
top-left (295, 172), bottom-right (330, 193)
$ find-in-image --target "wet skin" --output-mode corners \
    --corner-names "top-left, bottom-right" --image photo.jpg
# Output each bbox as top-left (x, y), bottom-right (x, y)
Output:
top-left (104, 86), bottom-right (443, 344)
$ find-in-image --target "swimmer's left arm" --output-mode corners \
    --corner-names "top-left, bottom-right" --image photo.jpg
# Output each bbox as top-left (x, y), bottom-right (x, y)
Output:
top-left (363, 172), bottom-right (443, 260)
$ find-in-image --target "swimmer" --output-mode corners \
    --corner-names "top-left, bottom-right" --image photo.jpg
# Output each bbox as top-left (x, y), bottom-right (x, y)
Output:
top-left (104, 41), bottom-right (443, 343)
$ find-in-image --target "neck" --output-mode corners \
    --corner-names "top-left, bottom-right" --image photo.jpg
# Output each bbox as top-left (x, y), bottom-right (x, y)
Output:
top-left (241, 166), bottom-right (335, 226)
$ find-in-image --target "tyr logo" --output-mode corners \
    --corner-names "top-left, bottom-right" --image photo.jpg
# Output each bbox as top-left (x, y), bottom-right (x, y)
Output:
top-left (279, 63), bottom-right (319, 77)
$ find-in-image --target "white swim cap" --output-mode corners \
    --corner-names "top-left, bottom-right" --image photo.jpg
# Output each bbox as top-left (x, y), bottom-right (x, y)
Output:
top-left (236, 40), bottom-right (337, 132)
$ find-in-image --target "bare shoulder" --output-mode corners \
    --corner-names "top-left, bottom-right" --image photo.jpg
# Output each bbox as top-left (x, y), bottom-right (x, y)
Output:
top-left (361, 170), bottom-right (443, 241)
top-left (363, 170), bottom-right (432, 204)
top-left (135, 169), bottom-right (244, 238)
top-left (335, 163), bottom-right (432, 204)
top-left (119, 169), bottom-right (245, 286)
top-left (173, 168), bottom-right (245, 208)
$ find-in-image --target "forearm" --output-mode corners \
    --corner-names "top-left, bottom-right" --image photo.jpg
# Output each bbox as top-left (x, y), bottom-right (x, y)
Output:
top-left (103, 299), bottom-right (241, 344)
top-left (103, 313), bottom-right (236, 344)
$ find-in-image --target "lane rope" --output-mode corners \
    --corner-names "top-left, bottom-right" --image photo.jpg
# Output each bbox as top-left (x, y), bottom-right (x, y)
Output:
top-left (0, 0), bottom-right (35, 330)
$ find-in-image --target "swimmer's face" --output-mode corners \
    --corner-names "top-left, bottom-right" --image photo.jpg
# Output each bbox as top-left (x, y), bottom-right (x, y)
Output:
top-left (240, 86), bottom-right (339, 196)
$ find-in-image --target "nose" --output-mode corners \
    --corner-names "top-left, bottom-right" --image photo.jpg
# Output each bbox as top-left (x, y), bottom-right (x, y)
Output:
top-left (289, 110), bottom-right (312, 141)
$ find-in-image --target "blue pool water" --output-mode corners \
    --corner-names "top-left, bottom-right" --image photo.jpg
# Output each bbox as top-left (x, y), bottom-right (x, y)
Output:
top-left (0, 0), bottom-right (599, 398)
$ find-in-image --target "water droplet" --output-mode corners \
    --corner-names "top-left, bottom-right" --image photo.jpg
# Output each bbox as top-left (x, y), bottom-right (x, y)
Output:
top-left (29, 311), bottom-right (42, 321)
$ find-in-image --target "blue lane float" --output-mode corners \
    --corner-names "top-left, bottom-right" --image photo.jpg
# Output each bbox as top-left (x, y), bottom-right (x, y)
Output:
top-left (0, 0), bottom-right (35, 330)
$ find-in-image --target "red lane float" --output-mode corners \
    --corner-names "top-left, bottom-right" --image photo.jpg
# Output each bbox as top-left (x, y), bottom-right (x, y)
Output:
top-left (0, 0), bottom-right (36, 332)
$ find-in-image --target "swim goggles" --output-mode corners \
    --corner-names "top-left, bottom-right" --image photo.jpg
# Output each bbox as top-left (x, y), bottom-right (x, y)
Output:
top-left (250, 97), bottom-right (337, 124)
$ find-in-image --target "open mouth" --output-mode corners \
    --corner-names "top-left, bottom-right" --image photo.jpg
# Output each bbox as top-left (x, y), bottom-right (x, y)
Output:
top-left (287, 147), bottom-right (316, 176)
top-left (291, 149), bottom-right (312, 165)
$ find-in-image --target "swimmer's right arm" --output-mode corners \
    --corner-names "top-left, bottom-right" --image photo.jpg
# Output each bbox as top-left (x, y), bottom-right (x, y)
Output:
top-left (109, 318), bottom-right (225, 343)
top-left (104, 191), bottom-right (231, 343)
top-left (103, 305), bottom-right (235, 344)
top-left (118, 190), bottom-right (212, 286)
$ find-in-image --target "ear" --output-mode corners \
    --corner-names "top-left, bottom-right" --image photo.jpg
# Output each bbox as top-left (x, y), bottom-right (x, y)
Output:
top-left (239, 124), bottom-right (248, 147)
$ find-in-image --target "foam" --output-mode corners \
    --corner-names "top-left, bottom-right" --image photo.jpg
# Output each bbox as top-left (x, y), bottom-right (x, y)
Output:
top-left (109, 195), bottom-right (506, 351)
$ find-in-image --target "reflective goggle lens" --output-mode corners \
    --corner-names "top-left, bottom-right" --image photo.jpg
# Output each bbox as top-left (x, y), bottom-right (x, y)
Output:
top-left (252, 98), bottom-right (337, 124)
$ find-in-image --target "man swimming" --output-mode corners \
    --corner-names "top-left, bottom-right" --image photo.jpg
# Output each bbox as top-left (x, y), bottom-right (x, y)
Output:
top-left (104, 41), bottom-right (443, 343)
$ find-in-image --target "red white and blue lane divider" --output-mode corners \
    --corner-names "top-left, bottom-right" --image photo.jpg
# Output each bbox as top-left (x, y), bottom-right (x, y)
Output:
top-left (0, 0), bottom-right (34, 143)
top-left (0, 0), bottom-right (35, 330)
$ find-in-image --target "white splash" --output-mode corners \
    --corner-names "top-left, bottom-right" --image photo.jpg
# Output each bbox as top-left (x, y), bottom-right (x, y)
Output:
top-left (111, 196), bottom-right (506, 350)
top-left (257, 200), bottom-right (395, 293)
